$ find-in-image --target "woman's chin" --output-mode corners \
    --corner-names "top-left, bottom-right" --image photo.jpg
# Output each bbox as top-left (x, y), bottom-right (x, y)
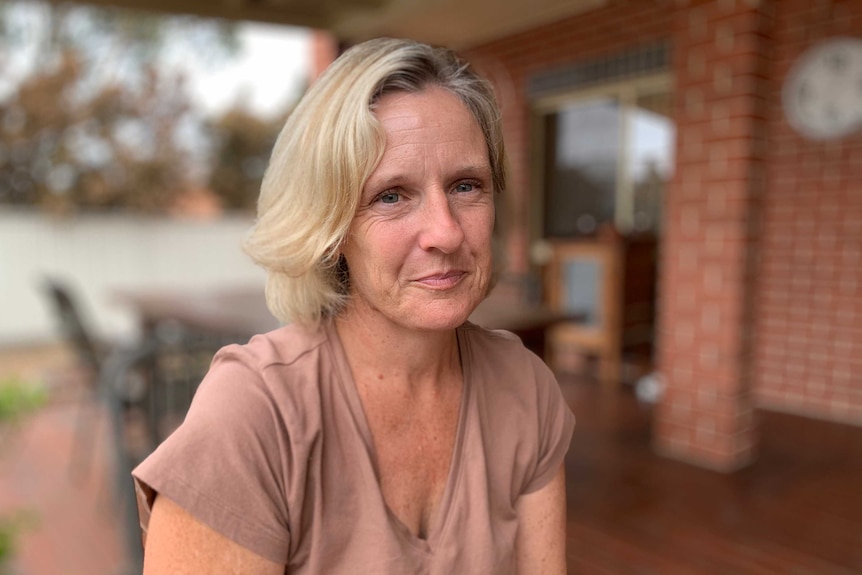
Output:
top-left (343, 284), bottom-right (487, 333)
top-left (401, 297), bottom-right (481, 332)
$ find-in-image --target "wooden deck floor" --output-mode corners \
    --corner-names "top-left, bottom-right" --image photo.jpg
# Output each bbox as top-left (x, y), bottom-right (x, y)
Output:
top-left (1, 345), bottom-right (860, 574)
top-left (561, 377), bottom-right (862, 574)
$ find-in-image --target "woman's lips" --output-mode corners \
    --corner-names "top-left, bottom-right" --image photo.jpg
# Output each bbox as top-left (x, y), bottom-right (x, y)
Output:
top-left (415, 270), bottom-right (466, 289)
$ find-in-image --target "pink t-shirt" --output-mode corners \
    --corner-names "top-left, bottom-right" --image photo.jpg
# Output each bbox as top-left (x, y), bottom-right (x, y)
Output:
top-left (133, 320), bottom-right (575, 573)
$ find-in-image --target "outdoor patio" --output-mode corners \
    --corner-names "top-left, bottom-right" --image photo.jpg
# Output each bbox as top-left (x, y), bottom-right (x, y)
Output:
top-left (1, 343), bottom-right (860, 574)
top-left (0, 344), bottom-right (126, 575)
top-left (562, 379), bottom-right (862, 574)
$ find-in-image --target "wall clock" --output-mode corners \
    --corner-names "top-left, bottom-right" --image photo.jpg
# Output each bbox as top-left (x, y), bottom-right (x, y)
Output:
top-left (782, 37), bottom-right (862, 140)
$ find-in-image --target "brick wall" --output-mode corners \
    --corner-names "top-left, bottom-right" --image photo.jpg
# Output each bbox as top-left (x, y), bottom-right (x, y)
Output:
top-left (464, 0), bottom-right (674, 272)
top-left (463, 0), bottom-right (862, 470)
top-left (754, 0), bottom-right (862, 424)
top-left (654, 0), bottom-right (773, 471)
top-left (309, 30), bottom-right (340, 83)
top-left (465, 1), bottom-right (771, 470)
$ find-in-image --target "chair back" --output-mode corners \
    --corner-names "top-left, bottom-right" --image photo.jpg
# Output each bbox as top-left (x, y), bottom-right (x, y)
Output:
top-left (43, 278), bottom-right (101, 372)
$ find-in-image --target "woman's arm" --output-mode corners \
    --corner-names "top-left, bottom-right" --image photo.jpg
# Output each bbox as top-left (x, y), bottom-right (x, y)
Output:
top-left (515, 464), bottom-right (567, 574)
top-left (143, 494), bottom-right (285, 575)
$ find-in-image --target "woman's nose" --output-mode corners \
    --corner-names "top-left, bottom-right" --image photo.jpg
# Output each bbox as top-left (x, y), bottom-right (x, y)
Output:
top-left (417, 191), bottom-right (465, 253)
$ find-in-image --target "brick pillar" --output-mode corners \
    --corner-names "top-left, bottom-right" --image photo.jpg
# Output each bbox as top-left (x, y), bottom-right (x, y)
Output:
top-left (654, 0), bottom-right (773, 472)
top-left (309, 29), bottom-right (340, 83)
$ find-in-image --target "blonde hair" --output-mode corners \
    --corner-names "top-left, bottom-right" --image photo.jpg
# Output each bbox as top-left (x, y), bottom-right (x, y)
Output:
top-left (243, 37), bottom-right (507, 327)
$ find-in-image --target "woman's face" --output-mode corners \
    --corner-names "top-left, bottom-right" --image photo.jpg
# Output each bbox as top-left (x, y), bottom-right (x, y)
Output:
top-left (341, 86), bottom-right (495, 333)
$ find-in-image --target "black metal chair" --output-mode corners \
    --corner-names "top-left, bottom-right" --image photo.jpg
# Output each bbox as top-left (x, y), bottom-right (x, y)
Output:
top-left (41, 277), bottom-right (237, 573)
top-left (42, 278), bottom-right (103, 375)
top-left (102, 327), bottom-right (230, 572)
top-left (41, 277), bottom-right (110, 481)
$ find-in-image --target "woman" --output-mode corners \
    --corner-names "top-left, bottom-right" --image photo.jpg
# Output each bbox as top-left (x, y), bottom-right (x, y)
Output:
top-left (133, 37), bottom-right (575, 574)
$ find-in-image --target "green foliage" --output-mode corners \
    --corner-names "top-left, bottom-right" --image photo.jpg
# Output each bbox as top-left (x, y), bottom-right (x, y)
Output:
top-left (0, 0), bottom-right (238, 85)
top-left (206, 106), bottom-right (288, 211)
top-left (0, 50), bottom-right (193, 213)
top-left (0, 519), bottom-right (14, 573)
top-left (0, 376), bottom-right (46, 422)
top-left (0, 509), bottom-right (39, 571)
top-left (0, 377), bottom-right (44, 569)
top-left (0, 0), bottom-right (251, 214)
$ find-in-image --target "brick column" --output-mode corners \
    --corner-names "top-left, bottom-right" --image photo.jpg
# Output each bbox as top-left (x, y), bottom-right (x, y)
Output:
top-left (309, 30), bottom-right (340, 83)
top-left (654, 0), bottom-right (773, 471)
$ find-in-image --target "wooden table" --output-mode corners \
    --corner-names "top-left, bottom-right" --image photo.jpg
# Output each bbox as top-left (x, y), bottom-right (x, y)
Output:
top-left (114, 285), bottom-right (562, 358)
top-left (113, 285), bottom-right (280, 339)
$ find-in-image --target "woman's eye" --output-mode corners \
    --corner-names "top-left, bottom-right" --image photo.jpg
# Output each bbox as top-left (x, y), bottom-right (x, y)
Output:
top-left (378, 192), bottom-right (400, 204)
top-left (455, 182), bottom-right (477, 193)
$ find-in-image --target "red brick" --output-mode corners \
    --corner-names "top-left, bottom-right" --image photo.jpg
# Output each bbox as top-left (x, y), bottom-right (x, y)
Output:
top-left (467, 0), bottom-right (862, 465)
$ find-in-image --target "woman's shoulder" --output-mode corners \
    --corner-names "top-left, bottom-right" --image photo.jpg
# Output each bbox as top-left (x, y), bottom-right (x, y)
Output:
top-left (214, 322), bottom-right (329, 372)
top-left (194, 323), bottom-right (334, 414)
top-left (185, 323), bottom-right (337, 449)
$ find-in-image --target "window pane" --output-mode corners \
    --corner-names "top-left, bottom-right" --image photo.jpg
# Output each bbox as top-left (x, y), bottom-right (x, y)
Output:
top-left (543, 98), bottom-right (619, 238)
top-left (563, 259), bottom-right (602, 327)
top-left (627, 92), bottom-right (674, 234)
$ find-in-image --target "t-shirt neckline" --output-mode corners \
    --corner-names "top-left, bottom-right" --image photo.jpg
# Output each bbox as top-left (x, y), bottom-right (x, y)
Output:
top-left (323, 320), bottom-right (473, 551)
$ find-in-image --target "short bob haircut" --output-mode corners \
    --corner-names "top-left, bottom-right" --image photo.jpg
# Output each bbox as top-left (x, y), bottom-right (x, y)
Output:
top-left (243, 37), bottom-right (507, 327)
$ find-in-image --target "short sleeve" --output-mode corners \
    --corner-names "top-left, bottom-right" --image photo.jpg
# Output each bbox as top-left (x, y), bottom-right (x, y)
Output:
top-left (521, 357), bottom-right (576, 495)
top-left (132, 346), bottom-right (291, 564)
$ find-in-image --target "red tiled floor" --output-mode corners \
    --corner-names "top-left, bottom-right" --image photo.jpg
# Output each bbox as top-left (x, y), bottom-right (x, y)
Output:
top-left (0, 347), bottom-right (130, 575)
top-left (0, 400), bottom-right (128, 575)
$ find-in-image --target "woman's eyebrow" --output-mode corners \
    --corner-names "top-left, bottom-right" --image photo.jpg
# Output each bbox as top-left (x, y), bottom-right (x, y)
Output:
top-left (365, 162), bottom-right (492, 188)
top-left (457, 163), bottom-right (491, 172)
top-left (364, 173), bottom-right (410, 192)
top-left (449, 164), bottom-right (493, 178)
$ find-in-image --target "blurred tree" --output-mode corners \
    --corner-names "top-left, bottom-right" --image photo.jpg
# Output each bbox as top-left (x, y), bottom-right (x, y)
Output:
top-left (0, 0), bottom-right (240, 213)
top-left (205, 105), bottom-right (287, 211)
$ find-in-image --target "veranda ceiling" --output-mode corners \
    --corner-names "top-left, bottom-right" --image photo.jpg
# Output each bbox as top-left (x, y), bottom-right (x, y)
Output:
top-left (47, 0), bottom-right (606, 48)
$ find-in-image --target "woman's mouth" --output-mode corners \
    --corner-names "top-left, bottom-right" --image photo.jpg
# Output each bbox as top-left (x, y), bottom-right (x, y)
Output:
top-left (415, 270), bottom-right (466, 289)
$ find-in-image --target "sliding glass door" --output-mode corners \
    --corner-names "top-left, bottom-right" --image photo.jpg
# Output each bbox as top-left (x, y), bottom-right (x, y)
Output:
top-left (535, 77), bottom-right (674, 240)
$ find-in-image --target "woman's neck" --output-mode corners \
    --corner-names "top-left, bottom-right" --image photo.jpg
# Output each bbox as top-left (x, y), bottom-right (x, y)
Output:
top-left (334, 310), bottom-right (461, 395)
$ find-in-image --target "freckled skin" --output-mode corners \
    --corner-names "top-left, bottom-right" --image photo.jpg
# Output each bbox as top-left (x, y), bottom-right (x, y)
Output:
top-left (340, 87), bottom-right (495, 336)
top-left (141, 70), bottom-right (564, 575)
top-left (336, 87), bottom-right (496, 539)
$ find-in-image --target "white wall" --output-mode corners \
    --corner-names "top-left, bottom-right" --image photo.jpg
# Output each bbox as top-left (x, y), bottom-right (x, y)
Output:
top-left (0, 209), bottom-right (266, 346)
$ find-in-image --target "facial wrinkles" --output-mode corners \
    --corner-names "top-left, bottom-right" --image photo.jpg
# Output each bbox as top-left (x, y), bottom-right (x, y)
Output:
top-left (391, 125), bottom-right (486, 265)
top-left (344, 88), bottom-right (494, 327)
top-left (378, 133), bottom-right (454, 191)
top-left (382, 95), bottom-right (478, 160)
